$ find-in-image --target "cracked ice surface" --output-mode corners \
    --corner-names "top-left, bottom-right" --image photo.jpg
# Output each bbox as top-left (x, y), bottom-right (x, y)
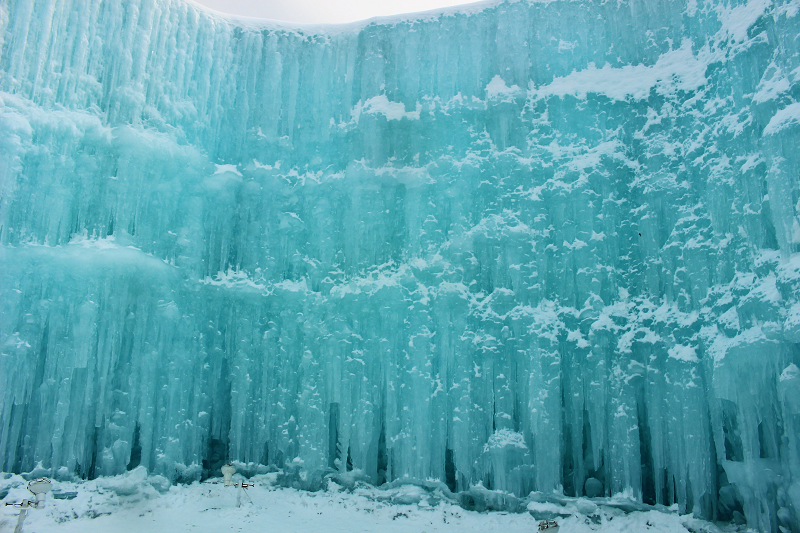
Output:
top-left (1, 0), bottom-right (800, 532)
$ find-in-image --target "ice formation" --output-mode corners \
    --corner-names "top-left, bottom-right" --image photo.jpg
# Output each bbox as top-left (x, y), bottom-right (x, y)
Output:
top-left (0, 0), bottom-right (799, 531)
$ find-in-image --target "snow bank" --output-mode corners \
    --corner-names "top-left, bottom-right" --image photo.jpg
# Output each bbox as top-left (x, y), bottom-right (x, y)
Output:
top-left (0, 470), bottom-right (721, 533)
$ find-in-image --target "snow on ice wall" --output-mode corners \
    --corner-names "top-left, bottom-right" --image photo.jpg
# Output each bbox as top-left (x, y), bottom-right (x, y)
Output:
top-left (1, 0), bottom-right (799, 530)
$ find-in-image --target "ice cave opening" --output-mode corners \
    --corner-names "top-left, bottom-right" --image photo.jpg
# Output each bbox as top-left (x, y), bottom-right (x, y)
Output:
top-left (1, 0), bottom-right (799, 531)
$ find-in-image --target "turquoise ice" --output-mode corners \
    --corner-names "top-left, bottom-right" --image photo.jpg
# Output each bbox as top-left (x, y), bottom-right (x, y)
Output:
top-left (1, 0), bottom-right (799, 531)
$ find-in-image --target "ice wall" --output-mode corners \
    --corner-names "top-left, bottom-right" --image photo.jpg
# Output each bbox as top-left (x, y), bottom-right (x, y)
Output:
top-left (1, 0), bottom-right (800, 530)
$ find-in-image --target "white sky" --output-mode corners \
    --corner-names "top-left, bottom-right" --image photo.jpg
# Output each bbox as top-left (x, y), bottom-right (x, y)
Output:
top-left (192, 0), bottom-right (477, 24)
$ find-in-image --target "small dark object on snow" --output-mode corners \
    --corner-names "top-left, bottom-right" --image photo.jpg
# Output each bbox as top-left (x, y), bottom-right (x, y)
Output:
top-left (538, 519), bottom-right (559, 532)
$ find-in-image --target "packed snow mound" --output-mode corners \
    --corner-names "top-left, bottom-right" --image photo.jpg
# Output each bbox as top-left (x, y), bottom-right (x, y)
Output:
top-left (1, 0), bottom-right (800, 533)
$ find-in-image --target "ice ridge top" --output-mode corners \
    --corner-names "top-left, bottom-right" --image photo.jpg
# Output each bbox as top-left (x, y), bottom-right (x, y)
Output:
top-left (183, 0), bottom-right (508, 34)
top-left (1, 0), bottom-right (800, 532)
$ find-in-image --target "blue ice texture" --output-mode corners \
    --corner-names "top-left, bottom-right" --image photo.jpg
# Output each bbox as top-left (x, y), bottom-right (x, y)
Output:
top-left (1, 0), bottom-right (800, 531)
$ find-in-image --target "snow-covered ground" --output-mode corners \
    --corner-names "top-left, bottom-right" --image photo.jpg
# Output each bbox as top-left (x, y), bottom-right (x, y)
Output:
top-left (1, 468), bottom-right (735, 533)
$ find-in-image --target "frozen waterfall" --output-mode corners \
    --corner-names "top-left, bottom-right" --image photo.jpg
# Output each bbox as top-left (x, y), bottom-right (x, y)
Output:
top-left (1, 0), bottom-right (799, 531)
